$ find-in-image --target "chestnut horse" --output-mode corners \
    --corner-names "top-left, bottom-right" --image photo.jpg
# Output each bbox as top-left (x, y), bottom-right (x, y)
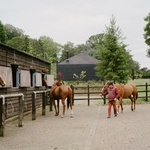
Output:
top-left (0, 75), bottom-right (5, 87)
top-left (43, 79), bottom-right (73, 118)
top-left (102, 82), bottom-right (138, 112)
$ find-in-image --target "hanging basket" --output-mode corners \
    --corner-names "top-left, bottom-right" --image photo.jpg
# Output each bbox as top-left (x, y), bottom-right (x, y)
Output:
top-left (30, 68), bottom-right (36, 73)
top-left (42, 69), bottom-right (48, 73)
top-left (11, 64), bottom-right (19, 71)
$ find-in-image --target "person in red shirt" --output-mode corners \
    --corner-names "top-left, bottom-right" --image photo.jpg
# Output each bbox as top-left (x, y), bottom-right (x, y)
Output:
top-left (100, 82), bottom-right (120, 118)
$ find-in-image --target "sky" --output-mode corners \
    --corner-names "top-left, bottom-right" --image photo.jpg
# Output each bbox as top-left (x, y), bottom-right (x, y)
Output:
top-left (0, 0), bottom-right (150, 69)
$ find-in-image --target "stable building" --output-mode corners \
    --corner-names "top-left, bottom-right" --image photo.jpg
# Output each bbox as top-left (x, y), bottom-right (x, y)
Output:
top-left (0, 43), bottom-right (54, 119)
top-left (57, 52), bottom-right (100, 81)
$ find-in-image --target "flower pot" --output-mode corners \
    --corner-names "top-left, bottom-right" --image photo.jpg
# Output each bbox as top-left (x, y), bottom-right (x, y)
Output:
top-left (42, 69), bottom-right (48, 73)
top-left (30, 68), bottom-right (36, 73)
top-left (11, 64), bottom-right (18, 71)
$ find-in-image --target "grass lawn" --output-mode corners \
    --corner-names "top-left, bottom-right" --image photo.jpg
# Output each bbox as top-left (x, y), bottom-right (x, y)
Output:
top-left (128, 78), bottom-right (150, 85)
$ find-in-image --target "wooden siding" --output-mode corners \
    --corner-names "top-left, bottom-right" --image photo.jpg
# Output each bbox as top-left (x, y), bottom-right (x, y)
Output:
top-left (0, 43), bottom-right (50, 73)
top-left (0, 43), bottom-right (53, 119)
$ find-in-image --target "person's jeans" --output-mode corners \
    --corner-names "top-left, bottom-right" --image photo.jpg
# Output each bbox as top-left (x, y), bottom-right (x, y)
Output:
top-left (108, 100), bottom-right (117, 117)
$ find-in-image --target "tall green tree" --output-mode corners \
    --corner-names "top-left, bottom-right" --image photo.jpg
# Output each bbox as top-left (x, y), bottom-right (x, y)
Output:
top-left (6, 36), bottom-right (26, 50)
top-left (0, 21), bottom-right (7, 43)
top-left (38, 36), bottom-right (61, 63)
top-left (85, 33), bottom-right (104, 58)
top-left (95, 15), bottom-right (132, 83)
top-left (60, 41), bottom-right (79, 62)
top-left (144, 12), bottom-right (150, 57)
top-left (4, 24), bottom-right (24, 40)
top-left (6, 35), bottom-right (34, 54)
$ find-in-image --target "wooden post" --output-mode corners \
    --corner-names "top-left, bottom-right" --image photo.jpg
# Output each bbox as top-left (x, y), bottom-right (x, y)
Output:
top-left (18, 95), bottom-right (23, 127)
top-left (146, 83), bottom-right (148, 101)
top-left (42, 92), bottom-right (46, 115)
top-left (32, 92), bottom-right (36, 120)
top-left (0, 98), bottom-right (5, 137)
top-left (88, 84), bottom-right (90, 106)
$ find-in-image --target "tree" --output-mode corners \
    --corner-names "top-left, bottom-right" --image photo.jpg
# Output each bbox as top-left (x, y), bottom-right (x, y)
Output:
top-left (6, 36), bottom-right (26, 50)
top-left (60, 41), bottom-right (79, 62)
top-left (144, 13), bottom-right (150, 57)
top-left (4, 24), bottom-right (24, 40)
top-left (95, 15), bottom-right (132, 83)
top-left (38, 36), bottom-right (61, 63)
top-left (0, 21), bottom-right (7, 43)
top-left (85, 33), bottom-right (104, 58)
top-left (6, 35), bottom-right (33, 54)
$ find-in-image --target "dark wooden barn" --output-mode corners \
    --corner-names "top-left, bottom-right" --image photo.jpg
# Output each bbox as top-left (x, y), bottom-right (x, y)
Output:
top-left (57, 52), bottom-right (100, 81)
top-left (0, 43), bottom-right (54, 119)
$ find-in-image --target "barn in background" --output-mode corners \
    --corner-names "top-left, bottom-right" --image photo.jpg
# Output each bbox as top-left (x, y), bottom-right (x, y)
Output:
top-left (57, 52), bottom-right (100, 81)
top-left (0, 43), bottom-right (54, 119)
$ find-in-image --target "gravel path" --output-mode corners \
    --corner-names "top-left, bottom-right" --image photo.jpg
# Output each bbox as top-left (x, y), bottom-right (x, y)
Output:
top-left (1, 101), bottom-right (150, 150)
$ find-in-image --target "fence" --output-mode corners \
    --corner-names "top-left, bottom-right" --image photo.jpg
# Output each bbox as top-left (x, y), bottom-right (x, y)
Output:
top-left (0, 93), bottom-right (24, 137)
top-left (0, 83), bottom-right (149, 136)
top-left (32, 89), bottom-right (51, 120)
top-left (0, 89), bottom-right (51, 137)
top-left (71, 83), bottom-right (150, 106)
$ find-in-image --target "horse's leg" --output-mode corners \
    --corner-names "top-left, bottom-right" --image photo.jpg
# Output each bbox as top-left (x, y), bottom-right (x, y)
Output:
top-left (133, 93), bottom-right (137, 110)
top-left (68, 97), bottom-right (73, 118)
top-left (61, 99), bottom-right (66, 118)
top-left (118, 97), bottom-right (123, 113)
top-left (120, 102), bottom-right (123, 113)
top-left (53, 100), bottom-right (59, 116)
top-left (128, 95), bottom-right (133, 111)
top-left (57, 99), bottom-right (59, 116)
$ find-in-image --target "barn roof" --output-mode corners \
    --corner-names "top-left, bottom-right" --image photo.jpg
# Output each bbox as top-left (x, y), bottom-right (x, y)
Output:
top-left (59, 52), bottom-right (99, 64)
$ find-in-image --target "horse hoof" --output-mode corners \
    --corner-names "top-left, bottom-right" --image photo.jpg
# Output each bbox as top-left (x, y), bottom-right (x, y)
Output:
top-left (70, 115), bottom-right (73, 118)
top-left (61, 115), bottom-right (64, 118)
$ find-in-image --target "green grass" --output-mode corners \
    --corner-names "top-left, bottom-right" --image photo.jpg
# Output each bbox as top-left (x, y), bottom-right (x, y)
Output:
top-left (128, 79), bottom-right (150, 85)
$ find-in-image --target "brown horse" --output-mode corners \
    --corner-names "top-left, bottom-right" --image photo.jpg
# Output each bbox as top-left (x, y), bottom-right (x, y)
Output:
top-left (102, 82), bottom-right (138, 113)
top-left (0, 75), bottom-right (6, 87)
top-left (43, 79), bottom-right (73, 118)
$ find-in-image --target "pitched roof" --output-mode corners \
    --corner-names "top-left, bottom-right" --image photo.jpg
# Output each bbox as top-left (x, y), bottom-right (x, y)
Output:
top-left (59, 52), bottom-right (99, 64)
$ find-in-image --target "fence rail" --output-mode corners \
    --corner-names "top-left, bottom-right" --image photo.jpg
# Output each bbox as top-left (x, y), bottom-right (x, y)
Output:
top-left (71, 83), bottom-right (150, 106)
top-left (0, 93), bottom-right (24, 137)
top-left (32, 89), bottom-right (50, 120)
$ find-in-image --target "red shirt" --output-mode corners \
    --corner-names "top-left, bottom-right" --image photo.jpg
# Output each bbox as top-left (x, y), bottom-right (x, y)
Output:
top-left (102, 86), bottom-right (120, 101)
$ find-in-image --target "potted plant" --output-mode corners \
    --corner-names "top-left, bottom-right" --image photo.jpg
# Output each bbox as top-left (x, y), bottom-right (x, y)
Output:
top-left (11, 61), bottom-right (19, 71)
top-left (42, 69), bottom-right (48, 73)
top-left (30, 66), bottom-right (36, 73)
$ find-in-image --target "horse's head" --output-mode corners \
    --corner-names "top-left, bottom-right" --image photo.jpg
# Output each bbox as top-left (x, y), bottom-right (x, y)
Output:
top-left (101, 82), bottom-right (109, 93)
top-left (54, 80), bottom-right (63, 86)
top-left (51, 80), bottom-right (63, 90)
top-left (0, 76), bottom-right (6, 87)
top-left (42, 78), bottom-right (48, 88)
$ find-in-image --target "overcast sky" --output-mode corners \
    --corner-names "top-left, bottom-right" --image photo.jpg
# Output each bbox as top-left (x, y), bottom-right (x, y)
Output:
top-left (0, 0), bottom-right (150, 68)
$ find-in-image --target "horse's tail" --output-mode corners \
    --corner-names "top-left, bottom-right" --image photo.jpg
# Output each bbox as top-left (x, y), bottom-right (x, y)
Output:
top-left (136, 91), bottom-right (138, 99)
top-left (67, 97), bottom-right (70, 109)
top-left (67, 86), bottom-right (73, 109)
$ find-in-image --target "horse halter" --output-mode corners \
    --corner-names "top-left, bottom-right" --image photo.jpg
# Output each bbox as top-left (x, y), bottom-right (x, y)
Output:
top-left (101, 82), bottom-right (109, 93)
